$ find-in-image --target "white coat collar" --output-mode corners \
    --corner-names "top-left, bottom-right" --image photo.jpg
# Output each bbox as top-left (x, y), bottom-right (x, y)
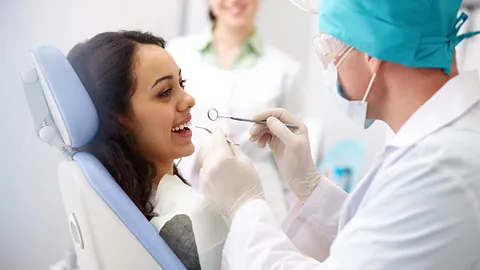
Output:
top-left (389, 70), bottom-right (480, 148)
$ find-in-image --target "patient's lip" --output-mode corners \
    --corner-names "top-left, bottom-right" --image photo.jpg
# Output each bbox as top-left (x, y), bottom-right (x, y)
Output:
top-left (173, 114), bottom-right (192, 128)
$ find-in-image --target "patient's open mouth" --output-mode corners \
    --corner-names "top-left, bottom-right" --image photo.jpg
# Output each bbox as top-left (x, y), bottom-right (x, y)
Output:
top-left (172, 121), bottom-right (192, 134)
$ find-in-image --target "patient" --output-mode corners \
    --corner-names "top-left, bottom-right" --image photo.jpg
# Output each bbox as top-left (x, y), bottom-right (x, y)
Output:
top-left (67, 31), bottom-right (229, 270)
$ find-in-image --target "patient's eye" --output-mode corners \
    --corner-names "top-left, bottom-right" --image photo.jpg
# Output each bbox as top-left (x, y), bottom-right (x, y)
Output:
top-left (180, 79), bottom-right (186, 89)
top-left (158, 89), bottom-right (172, 98)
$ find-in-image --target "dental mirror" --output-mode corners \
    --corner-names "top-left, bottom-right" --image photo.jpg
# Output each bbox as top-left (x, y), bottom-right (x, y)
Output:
top-left (207, 108), bottom-right (220, 121)
top-left (207, 108), bottom-right (299, 129)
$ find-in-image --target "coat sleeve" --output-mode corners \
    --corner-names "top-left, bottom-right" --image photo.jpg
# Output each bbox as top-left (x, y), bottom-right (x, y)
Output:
top-left (222, 179), bottom-right (347, 269)
top-left (221, 151), bottom-right (479, 269)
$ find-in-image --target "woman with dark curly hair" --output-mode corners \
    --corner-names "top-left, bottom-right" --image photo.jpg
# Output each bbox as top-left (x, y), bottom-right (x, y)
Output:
top-left (67, 30), bottom-right (229, 270)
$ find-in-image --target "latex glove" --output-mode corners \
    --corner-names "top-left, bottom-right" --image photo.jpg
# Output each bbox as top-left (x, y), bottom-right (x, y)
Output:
top-left (200, 126), bottom-right (264, 218)
top-left (249, 108), bottom-right (322, 203)
top-left (192, 128), bottom-right (235, 175)
top-left (192, 138), bottom-right (213, 175)
top-left (224, 129), bottom-right (235, 141)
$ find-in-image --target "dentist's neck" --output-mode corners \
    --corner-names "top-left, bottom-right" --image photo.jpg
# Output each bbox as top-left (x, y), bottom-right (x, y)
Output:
top-left (379, 64), bottom-right (458, 133)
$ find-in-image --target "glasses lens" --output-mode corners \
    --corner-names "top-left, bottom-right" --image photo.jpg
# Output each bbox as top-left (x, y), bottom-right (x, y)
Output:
top-left (312, 33), bottom-right (349, 71)
top-left (287, 0), bottom-right (321, 14)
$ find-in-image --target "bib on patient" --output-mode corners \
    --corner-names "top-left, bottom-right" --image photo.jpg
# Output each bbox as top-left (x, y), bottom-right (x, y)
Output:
top-left (150, 174), bottom-right (230, 269)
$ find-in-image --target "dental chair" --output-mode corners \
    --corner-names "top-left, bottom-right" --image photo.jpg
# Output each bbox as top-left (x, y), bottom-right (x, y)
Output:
top-left (21, 45), bottom-right (186, 270)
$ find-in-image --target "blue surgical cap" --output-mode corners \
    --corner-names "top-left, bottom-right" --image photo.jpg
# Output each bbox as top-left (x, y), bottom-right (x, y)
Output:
top-left (318, 0), bottom-right (480, 74)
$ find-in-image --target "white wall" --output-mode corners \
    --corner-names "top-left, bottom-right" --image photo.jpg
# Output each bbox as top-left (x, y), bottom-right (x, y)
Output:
top-left (181, 0), bottom-right (209, 35)
top-left (255, 0), bottom-right (312, 67)
top-left (0, 1), bottom-right (183, 269)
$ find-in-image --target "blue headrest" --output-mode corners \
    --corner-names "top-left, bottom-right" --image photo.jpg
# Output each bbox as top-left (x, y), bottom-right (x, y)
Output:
top-left (31, 45), bottom-right (98, 147)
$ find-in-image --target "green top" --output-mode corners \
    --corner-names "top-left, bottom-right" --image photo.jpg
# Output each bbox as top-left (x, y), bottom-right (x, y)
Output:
top-left (196, 27), bottom-right (264, 70)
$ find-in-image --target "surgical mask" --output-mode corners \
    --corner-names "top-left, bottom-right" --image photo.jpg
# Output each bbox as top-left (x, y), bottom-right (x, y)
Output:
top-left (321, 48), bottom-right (376, 129)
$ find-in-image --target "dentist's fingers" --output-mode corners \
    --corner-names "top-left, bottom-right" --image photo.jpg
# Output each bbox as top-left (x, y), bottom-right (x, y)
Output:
top-left (266, 117), bottom-right (296, 143)
top-left (249, 128), bottom-right (270, 142)
top-left (210, 126), bottom-right (234, 158)
top-left (252, 108), bottom-right (303, 126)
top-left (257, 133), bottom-right (271, 149)
top-left (199, 129), bottom-right (233, 188)
top-left (200, 151), bottom-right (216, 189)
top-left (229, 144), bottom-right (250, 162)
top-left (249, 123), bottom-right (268, 137)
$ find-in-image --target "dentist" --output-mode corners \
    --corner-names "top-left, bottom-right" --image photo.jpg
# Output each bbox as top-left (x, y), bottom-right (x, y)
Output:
top-left (199, 0), bottom-right (480, 269)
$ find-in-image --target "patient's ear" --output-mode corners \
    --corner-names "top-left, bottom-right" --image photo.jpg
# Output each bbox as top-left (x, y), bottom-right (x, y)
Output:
top-left (116, 112), bottom-right (136, 131)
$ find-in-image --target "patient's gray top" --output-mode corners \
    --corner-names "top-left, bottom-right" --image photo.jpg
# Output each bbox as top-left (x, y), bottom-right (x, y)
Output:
top-left (159, 214), bottom-right (201, 270)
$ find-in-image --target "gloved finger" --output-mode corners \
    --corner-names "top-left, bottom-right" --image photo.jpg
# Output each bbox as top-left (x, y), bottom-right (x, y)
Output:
top-left (256, 133), bottom-right (271, 149)
top-left (198, 167), bottom-right (207, 185)
top-left (249, 123), bottom-right (268, 137)
top-left (210, 125), bottom-right (234, 158)
top-left (200, 151), bottom-right (216, 174)
top-left (266, 116), bottom-right (296, 143)
top-left (252, 108), bottom-right (303, 126)
top-left (195, 137), bottom-right (213, 163)
top-left (198, 166), bottom-right (210, 193)
top-left (229, 144), bottom-right (250, 162)
top-left (249, 128), bottom-right (270, 142)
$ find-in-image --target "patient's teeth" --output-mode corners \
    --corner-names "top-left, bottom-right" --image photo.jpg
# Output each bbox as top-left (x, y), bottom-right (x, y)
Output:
top-left (172, 121), bottom-right (192, 132)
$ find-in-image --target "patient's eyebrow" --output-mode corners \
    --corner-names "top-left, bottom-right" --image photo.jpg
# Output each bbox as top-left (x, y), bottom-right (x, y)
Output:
top-left (151, 75), bottom-right (173, 89)
top-left (151, 69), bottom-right (182, 89)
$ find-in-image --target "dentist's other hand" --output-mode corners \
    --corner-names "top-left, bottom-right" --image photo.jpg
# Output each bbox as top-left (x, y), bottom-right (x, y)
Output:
top-left (200, 126), bottom-right (264, 218)
top-left (250, 108), bottom-right (322, 203)
top-left (192, 138), bottom-right (213, 174)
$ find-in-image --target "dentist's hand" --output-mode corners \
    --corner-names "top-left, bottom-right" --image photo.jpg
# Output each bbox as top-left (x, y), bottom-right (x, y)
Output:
top-left (200, 127), bottom-right (264, 218)
top-left (192, 138), bottom-right (213, 174)
top-left (249, 108), bottom-right (322, 203)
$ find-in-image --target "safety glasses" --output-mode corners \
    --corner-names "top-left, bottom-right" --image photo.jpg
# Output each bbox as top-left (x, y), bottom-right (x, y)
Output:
top-left (312, 33), bottom-right (353, 72)
top-left (287, 0), bottom-right (320, 14)
top-left (287, 1), bottom-right (353, 71)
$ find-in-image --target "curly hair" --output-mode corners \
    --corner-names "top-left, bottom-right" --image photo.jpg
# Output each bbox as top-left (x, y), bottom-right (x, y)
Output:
top-left (67, 31), bottom-right (187, 220)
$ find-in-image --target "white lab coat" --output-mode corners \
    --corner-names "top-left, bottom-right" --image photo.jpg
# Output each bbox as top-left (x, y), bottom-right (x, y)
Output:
top-left (222, 70), bottom-right (480, 269)
top-left (167, 33), bottom-right (303, 220)
top-left (462, 9), bottom-right (480, 72)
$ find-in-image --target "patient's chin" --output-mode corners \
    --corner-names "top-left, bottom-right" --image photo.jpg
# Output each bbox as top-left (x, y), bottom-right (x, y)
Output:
top-left (176, 143), bottom-right (195, 159)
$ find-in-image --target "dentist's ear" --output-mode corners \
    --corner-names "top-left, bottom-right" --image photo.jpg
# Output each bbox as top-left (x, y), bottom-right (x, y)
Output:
top-left (366, 55), bottom-right (382, 74)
